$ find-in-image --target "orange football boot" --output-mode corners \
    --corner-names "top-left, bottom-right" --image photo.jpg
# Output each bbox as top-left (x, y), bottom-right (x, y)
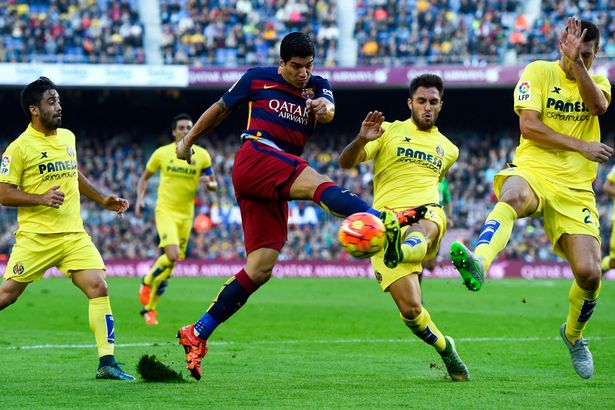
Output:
top-left (177, 324), bottom-right (208, 380)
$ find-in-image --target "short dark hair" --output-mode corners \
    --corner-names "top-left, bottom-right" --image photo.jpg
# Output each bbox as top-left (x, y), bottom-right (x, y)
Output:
top-left (171, 113), bottom-right (192, 130)
top-left (574, 19), bottom-right (600, 48)
top-left (20, 76), bottom-right (56, 120)
top-left (280, 32), bottom-right (315, 62)
top-left (409, 74), bottom-right (444, 98)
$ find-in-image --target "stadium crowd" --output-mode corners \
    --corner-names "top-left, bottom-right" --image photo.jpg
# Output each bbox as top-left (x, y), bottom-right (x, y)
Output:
top-left (1, 128), bottom-right (614, 263)
top-left (2, 0), bottom-right (614, 66)
top-left (0, 0), bottom-right (145, 64)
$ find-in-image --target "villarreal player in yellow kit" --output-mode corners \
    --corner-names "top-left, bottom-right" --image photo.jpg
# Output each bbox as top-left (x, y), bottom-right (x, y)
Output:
top-left (136, 114), bottom-right (217, 325)
top-left (450, 18), bottom-right (612, 379)
top-left (340, 74), bottom-right (469, 381)
top-left (0, 77), bottom-right (134, 380)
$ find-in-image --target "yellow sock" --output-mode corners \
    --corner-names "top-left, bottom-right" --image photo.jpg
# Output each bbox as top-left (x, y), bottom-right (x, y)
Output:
top-left (600, 256), bottom-right (610, 272)
top-left (565, 280), bottom-right (600, 344)
top-left (142, 254), bottom-right (172, 286)
top-left (146, 267), bottom-right (173, 311)
top-left (475, 202), bottom-right (517, 271)
top-left (401, 307), bottom-right (446, 352)
top-left (401, 232), bottom-right (427, 263)
top-left (89, 296), bottom-right (115, 357)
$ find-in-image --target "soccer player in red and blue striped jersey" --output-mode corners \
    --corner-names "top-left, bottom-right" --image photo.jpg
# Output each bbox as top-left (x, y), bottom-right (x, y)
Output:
top-left (174, 32), bottom-right (423, 380)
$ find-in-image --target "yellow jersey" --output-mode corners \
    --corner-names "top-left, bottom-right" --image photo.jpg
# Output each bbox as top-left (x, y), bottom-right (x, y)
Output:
top-left (363, 119), bottom-right (458, 210)
top-left (146, 143), bottom-right (213, 217)
top-left (513, 60), bottom-right (611, 189)
top-left (0, 124), bottom-right (84, 234)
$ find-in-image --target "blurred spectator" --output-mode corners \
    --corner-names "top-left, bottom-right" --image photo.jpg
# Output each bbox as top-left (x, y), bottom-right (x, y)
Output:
top-left (0, 0), bottom-right (145, 64)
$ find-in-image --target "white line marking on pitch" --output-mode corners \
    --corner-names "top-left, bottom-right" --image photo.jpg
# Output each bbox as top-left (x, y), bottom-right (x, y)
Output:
top-left (2, 335), bottom-right (614, 350)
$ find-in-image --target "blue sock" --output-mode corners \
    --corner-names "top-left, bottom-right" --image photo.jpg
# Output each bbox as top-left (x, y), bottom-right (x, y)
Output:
top-left (313, 182), bottom-right (379, 217)
top-left (194, 313), bottom-right (219, 340)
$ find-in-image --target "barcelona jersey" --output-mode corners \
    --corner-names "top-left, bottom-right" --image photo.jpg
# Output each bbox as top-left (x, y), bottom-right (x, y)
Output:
top-left (222, 66), bottom-right (334, 156)
top-left (513, 60), bottom-right (611, 189)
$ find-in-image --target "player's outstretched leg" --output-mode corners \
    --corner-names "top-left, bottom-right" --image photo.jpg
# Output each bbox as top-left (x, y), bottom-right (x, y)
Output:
top-left (449, 241), bottom-right (485, 291)
top-left (96, 357), bottom-right (136, 380)
top-left (177, 324), bottom-right (208, 381)
top-left (380, 210), bottom-right (402, 269)
top-left (440, 336), bottom-right (470, 381)
top-left (560, 323), bottom-right (594, 379)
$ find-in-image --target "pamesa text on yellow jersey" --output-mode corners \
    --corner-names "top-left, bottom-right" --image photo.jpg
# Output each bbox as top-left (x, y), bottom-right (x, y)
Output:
top-left (146, 143), bottom-right (212, 217)
top-left (364, 119), bottom-right (458, 210)
top-left (513, 60), bottom-right (611, 189)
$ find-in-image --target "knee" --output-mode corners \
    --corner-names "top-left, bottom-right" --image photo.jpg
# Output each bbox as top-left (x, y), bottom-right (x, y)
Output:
top-left (571, 261), bottom-right (601, 290)
top-left (87, 279), bottom-right (109, 298)
top-left (248, 269), bottom-right (272, 285)
top-left (399, 303), bottom-right (423, 320)
top-left (500, 189), bottom-right (533, 211)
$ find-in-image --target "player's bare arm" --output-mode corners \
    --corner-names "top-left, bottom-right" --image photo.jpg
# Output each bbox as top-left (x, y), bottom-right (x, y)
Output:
top-left (561, 17), bottom-right (609, 115)
top-left (306, 97), bottom-right (335, 123)
top-left (78, 171), bottom-right (129, 214)
top-left (135, 169), bottom-right (154, 217)
top-left (200, 174), bottom-right (218, 192)
top-left (177, 99), bottom-right (232, 163)
top-left (519, 110), bottom-right (613, 162)
top-left (339, 111), bottom-right (385, 168)
top-left (0, 182), bottom-right (64, 208)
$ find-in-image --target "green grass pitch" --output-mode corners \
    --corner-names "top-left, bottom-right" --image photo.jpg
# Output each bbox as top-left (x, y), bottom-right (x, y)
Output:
top-left (1, 276), bottom-right (614, 408)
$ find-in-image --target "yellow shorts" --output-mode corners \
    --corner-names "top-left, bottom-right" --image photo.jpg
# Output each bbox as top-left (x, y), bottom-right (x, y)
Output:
top-left (371, 205), bottom-right (446, 291)
top-left (4, 231), bottom-right (105, 283)
top-left (494, 166), bottom-right (600, 259)
top-left (155, 210), bottom-right (193, 258)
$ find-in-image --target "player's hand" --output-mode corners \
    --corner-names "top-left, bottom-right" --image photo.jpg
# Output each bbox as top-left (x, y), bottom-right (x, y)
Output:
top-left (560, 17), bottom-right (586, 64)
top-left (358, 111), bottom-right (385, 142)
top-left (135, 196), bottom-right (144, 217)
top-left (176, 137), bottom-right (195, 164)
top-left (102, 194), bottom-right (129, 216)
top-left (40, 185), bottom-right (65, 208)
top-left (306, 98), bottom-right (330, 118)
top-left (578, 141), bottom-right (614, 163)
top-left (207, 181), bottom-right (218, 192)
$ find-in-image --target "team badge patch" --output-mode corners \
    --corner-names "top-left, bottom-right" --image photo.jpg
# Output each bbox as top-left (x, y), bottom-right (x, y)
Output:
top-left (0, 155), bottom-right (11, 175)
top-left (67, 146), bottom-right (75, 157)
top-left (12, 262), bottom-right (24, 275)
top-left (302, 88), bottom-right (315, 99)
top-left (517, 81), bottom-right (531, 101)
top-left (435, 145), bottom-right (445, 157)
top-left (374, 271), bottom-right (382, 284)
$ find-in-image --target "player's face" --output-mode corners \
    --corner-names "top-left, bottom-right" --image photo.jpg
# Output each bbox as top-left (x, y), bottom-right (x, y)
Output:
top-left (32, 89), bottom-right (62, 130)
top-left (280, 56), bottom-right (314, 88)
top-left (561, 40), bottom-right (598, 77)
top-left (408, 86), bottom-right (443, 131)
top-left (172, 119), bottom-right (193, 141)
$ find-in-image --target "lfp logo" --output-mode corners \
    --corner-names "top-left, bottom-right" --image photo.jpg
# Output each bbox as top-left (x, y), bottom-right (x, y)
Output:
top-left (517, 81), bottom-right (531, 101)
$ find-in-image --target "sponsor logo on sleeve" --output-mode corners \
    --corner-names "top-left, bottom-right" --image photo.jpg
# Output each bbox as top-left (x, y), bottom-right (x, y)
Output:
top-left (0, 155), bottom-right (11, 175)
top-left (517, 81), bottom-right (531, 101)
top-left (322, 88), bottom-right (333, 98)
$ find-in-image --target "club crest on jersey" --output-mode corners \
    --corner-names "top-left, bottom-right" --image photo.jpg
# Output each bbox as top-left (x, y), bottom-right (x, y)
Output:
top-left (12, 262), bottom-right (24, 275)
top-left (302, 88), bottom-right (315, 99)
top-left (435, 145), bottom-right (445, 157)
top-left (517, 81), bottom-right (531, 101)
top-left (374, 271), bottom-right (383, 284)
top-left (67, 146), bottom-right (75, 157)
top-left (0, 155), bottom-right (11, 175)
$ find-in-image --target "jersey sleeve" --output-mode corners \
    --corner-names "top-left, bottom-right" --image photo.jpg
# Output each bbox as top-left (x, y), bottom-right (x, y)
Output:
top-left (440, 141), bottom-right (459, 182)
top-left (145, 149), bottom-right (161, 173)
top-left (200, 148), bottom-right (213, 175)
top-left (363, 121), bottom-right (390, 161)
top-left (222, 69), bottom-right (255, 110)
top-left (514, 61), bottom-right (543, 115)
top-left (0, 141), bottom-right (24, 186)
top-left (314, 77), bottom-right (334, 104)
top-left (608, 165), bottom-right (615, 184)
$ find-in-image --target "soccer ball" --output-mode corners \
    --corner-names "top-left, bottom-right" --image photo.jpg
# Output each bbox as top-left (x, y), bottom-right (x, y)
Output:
top-left (338, 212), bottom-right (386, 258)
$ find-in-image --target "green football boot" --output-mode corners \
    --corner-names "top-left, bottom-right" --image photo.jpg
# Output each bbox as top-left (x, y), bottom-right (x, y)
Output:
top-left (449, 241), bottom-right (485, 291)
top-left (380, 209), bottom-right (402, 269)
top-left (440, 336), bottom-right (470, 381)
